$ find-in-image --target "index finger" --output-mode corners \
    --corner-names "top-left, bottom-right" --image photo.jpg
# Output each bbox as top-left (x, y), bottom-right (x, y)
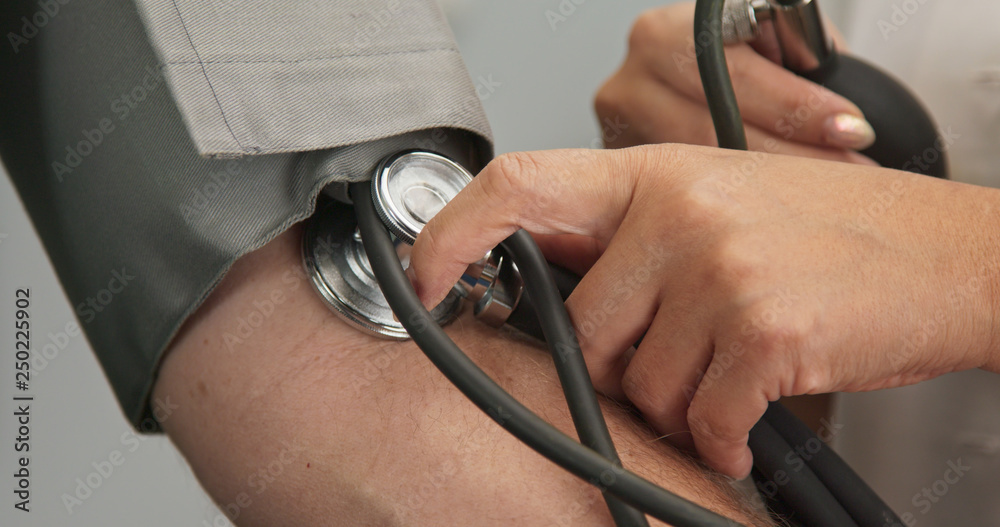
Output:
top-left (408, 148), bottom-right (643, 309)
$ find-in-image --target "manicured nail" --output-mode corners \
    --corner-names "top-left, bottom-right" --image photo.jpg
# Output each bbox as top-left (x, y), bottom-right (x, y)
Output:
top-left (824, 113), bottom-right (876, 150)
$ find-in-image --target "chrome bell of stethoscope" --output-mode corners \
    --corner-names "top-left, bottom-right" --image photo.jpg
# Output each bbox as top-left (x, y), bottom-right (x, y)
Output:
top-left (303, 151), bottom-right (524, 339)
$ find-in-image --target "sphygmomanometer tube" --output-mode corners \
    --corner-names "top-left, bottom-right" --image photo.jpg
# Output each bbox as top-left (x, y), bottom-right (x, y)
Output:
top-left (503, 262), bottom-right (579, 339)
top-left (694, 0), bottom-right (748, 151)
top-left (749, 419), bottom-right (859, 527)
top-left (763, 402), bottom-right (902, 527)
top-left (350, 182), bottom-right (743, 527)
top-left (500, 232), bottom-right (650, 527)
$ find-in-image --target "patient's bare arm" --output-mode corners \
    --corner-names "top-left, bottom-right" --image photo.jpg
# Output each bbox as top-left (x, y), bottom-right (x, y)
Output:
top-left (153, 224), bottom-right (772, 526)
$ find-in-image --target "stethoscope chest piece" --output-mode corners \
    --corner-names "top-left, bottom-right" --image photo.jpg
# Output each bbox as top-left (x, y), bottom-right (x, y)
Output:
top-left (302, 199), bottom-right (464, 340)
top-left (304, 150), bottom-right (519, 340)
top-left (372, 151), bottom-right (474, 244)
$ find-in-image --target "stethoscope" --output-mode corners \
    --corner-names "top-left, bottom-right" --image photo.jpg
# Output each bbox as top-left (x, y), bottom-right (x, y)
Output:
top-left (303, 151), bottom-right (525, 339)
top-left (300, 0), bottom-right (950, 525)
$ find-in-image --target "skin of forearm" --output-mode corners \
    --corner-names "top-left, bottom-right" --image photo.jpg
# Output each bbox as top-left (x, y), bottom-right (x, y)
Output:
top-left (964, 183), bottom-right (1000, 373)
top-left (152, 225), bottom-right (770, 527)
top-left (905, 175), bottom-right (1000, 375)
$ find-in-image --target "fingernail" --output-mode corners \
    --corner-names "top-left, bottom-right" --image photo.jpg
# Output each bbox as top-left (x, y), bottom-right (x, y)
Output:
top-left (824, 113), bottom-right (876, 150)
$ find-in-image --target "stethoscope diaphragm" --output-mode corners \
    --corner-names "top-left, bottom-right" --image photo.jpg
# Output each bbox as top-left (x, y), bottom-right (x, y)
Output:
top-left (371, 151), bottom-right (474, 244)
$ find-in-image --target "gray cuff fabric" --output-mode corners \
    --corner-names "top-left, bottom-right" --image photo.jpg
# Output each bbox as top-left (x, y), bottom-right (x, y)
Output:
top-left (0, 0), bottom-right (492, 431)
top-left (134, 0), bottom-right (491, 157)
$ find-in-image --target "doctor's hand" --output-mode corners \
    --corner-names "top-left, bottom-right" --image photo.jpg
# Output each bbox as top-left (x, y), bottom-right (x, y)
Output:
top-left (596, 3), bottom-right (876, 165)
top-left (407, 144), bottom-right (1000, 479)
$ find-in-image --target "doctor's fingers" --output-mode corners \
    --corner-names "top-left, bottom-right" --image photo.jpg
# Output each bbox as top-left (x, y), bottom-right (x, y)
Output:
top-left (530, 233), bottom-right (605, 277)
top-left (598, 74), bottom-right (877, 166)
top-left (561, 212), bottom-right (673, 398)
top-left (617, 296), bottom-right (718, 454)
top-left (409, 148), bottom-right (640, 310)
top-left (571, 235), bottom-right (779, 479)
top-left (685, 298), bottom-right (832, 479)
top-left (607, 4), bottom-right (871, 150)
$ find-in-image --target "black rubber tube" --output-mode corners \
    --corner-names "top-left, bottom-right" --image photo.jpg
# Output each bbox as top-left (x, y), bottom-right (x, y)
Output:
top-left (504, 262), bottom-right (579, 339)
top-left (763, 402), bottom-right (903, 527)
top-left (749, 417), bottom-right (859, 527)
top-left (694, 0), bottom-right (748, 151)
top-left (500, 232), bottom-right (650, 527)
top-left (350, 182), bottom-right (743, 527)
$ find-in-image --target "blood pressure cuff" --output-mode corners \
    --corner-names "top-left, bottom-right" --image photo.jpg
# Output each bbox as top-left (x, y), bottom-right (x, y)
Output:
top-left (0, 0), bottom-right (492, 431)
